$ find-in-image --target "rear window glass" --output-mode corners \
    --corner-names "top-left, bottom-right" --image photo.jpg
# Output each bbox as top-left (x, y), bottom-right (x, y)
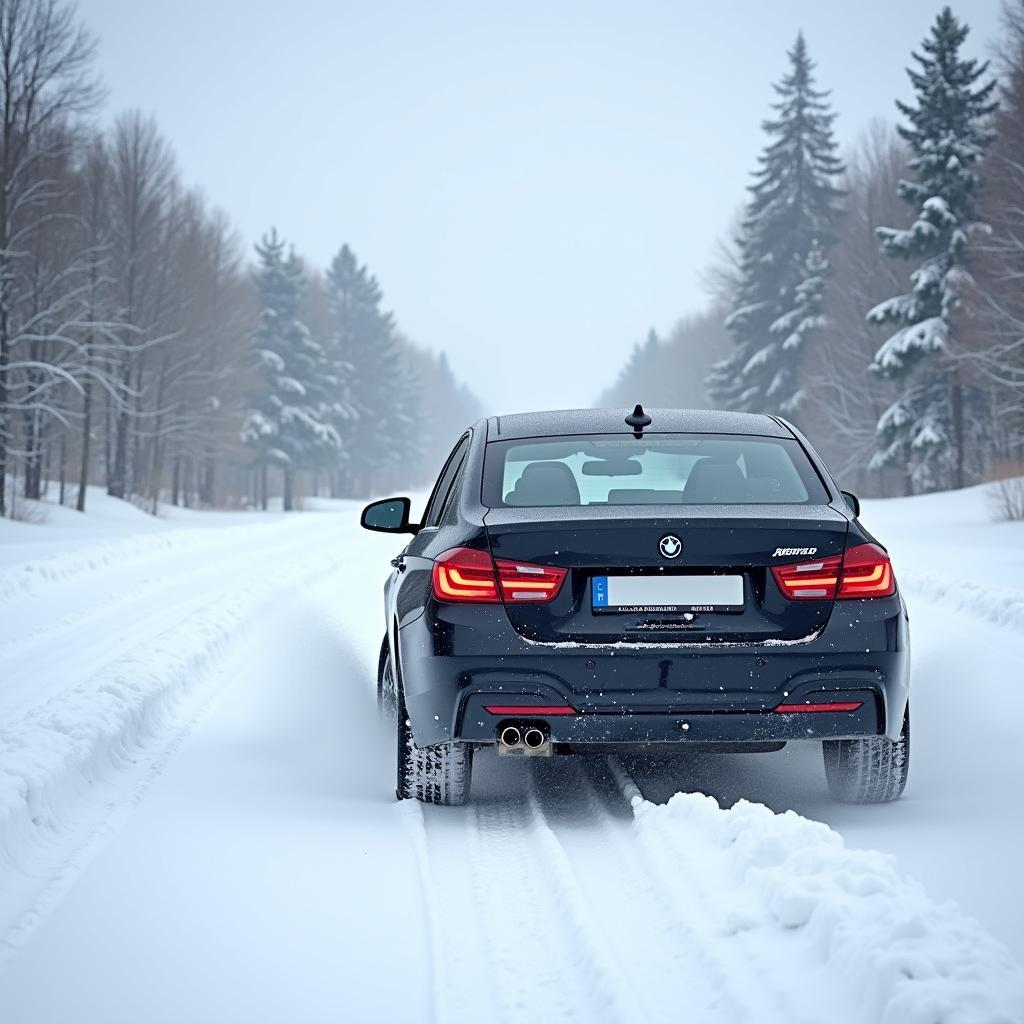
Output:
top-left (483, 434), bottom-right (830, 507)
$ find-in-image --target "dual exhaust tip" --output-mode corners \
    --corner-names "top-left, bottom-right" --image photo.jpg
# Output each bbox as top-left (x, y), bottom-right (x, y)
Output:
top-left (500, 724), bottom-right (547, 750)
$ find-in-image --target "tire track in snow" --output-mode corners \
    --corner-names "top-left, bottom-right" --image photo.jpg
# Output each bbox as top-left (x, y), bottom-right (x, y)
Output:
top-left (0, 521), bottom-right (353, 959)
top-left (520, 773), bottom-right (642, 1024)
top-left (415, 760), bottom-right (623, 1024)
top-left (0, 521), bottom-right (327, 722)
top-left (0, 519), bottom-right (305, 659)
top-left (471, 794), bottom-right (605, 1023)
top-left (0, 517), bottom-right (289, 608)
top-left (398, 799), bottom-right (448, 1024)
top-left (533, 757), bottom-right (749, 1024)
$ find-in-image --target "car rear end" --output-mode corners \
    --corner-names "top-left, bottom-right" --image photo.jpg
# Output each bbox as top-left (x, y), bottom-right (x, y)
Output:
top-left (398, 412), bottom-right (909, 771)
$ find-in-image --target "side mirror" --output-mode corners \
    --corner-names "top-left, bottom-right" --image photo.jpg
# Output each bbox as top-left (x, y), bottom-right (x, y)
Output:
top-left (841, 490), bottom-right (861, 518)
top-left (360, 496), bottom-right (419, 534)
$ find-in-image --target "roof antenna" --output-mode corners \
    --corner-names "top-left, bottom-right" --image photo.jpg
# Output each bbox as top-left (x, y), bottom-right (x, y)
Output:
top-left (624, 403), bottom-right (651, 438)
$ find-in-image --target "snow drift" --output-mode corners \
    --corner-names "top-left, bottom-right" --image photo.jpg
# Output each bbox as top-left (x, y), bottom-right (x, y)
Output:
top-left (617, 768), bottom-right (1024, 1024)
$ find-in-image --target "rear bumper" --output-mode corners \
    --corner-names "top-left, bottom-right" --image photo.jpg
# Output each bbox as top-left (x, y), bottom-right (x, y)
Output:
top-left (397, 595), bottom-right (910, 747)
top-left (458, 688), bottom-right (882, 746)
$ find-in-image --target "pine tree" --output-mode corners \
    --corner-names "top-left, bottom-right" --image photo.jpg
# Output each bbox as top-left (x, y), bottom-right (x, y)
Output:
top-left (867, 7), bottom-right (997, 491)
top-left (709, 33), bottom-right (844, 418)
top-left (241, 229), bottom-right (338, 510)
top-left (324, 244), bottom-right (400, 495)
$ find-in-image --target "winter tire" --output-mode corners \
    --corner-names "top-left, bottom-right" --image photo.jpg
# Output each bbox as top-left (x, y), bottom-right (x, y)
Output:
top-left (823, 704), bottom-right (910, 803)
top-left (377, 636), bottom-right (398, 724)
top-left (392, 652), bottom-right (472, 805)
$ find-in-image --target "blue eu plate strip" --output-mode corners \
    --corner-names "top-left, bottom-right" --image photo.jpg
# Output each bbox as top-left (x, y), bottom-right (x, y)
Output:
top-left (592, 576), bottom-right (608, 607)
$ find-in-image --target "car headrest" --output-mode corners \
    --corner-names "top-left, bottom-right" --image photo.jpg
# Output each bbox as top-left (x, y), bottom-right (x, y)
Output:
top-left (682, 458), bottom-right (748, 502)
top-left (505, 461), bottom-right (582, 506)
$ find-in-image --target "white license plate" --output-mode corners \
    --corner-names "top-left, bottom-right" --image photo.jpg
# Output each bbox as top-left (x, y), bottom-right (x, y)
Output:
top-left (591, 574), bottom-right (744, 613)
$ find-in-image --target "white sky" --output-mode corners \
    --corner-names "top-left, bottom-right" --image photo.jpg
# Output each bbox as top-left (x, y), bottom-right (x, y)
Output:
top-left (78, 0), bottom-right (1003, 414)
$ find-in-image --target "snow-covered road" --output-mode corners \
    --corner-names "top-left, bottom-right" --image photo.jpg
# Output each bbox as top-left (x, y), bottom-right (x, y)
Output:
top-left (0, 489), bottom-right (1022, 1022)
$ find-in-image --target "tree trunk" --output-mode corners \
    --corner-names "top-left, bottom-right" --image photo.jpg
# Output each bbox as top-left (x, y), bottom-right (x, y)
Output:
top-left (21, 404), bottom-right (40, 501)
top-left (283, 465), bottom-right (294, 512)
top-left (172, 455), bottom-right (182, 506)
top-left (200, 458), bottom-right (215, 506)
top-left (109, 394), bottom-right (129, 499)
top-left (951, 375), bottom-right (965, 490)
top-left (0, 368), bottom-right (6, 517)
top-left (77, 376), bottom-right (93, 512)
top-left (59, 434), bottom-right (67, 506)
top-left (0, 243), bottom-right (9, 517)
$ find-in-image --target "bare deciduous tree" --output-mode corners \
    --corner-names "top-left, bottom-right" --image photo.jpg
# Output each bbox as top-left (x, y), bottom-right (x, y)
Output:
top-left (0, 0), bottom-right (102, 515)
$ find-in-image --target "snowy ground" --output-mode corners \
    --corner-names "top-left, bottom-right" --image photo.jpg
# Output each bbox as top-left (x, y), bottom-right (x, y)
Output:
top-left (0, 485), bottom-right (1022, 1023)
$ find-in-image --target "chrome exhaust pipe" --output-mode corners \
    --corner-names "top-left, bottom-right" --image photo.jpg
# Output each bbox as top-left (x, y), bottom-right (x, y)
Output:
top-left (499, 725), bottom-right (522, 747)
top-left (523, 727), bottom-right (546, 750)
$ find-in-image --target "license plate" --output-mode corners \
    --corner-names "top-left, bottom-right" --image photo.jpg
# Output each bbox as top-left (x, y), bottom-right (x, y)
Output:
top-left (591, 574), bottom-right (744, 613)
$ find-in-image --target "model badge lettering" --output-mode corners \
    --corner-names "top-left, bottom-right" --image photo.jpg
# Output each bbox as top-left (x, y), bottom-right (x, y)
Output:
top-left (772, 546), bottom-right (818, 557)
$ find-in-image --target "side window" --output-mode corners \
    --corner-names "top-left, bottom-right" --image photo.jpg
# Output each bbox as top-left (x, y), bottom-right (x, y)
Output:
top-left (439, 456), bottom-right (468, 525)
top-left (423, 435), bottom-right (470, 528)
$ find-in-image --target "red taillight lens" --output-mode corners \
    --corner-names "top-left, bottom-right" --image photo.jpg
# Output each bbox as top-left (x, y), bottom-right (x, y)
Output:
top-left (771, 555), bottom-right (842, 600)
top-left (837, 543), bottom-right (895, 599)
top-left (772, 543), bottom-right (895, 601)
top-left (432, 548), bottom-right (566, 605)
top-left (432, 547), bottom-right (500, 603)
top-left (494, 558), bottom-right (566, 603)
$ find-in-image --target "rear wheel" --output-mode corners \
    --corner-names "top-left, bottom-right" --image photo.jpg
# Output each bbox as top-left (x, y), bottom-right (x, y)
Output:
top-left (392, 652), bottom-right (473, 805)
top-left (377, 636), bottom-right (398, 724)
top-left (823, 704), bottom-right (910, 803)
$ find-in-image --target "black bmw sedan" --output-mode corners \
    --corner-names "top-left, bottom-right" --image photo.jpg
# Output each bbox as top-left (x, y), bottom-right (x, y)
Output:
top-left (362, 406), bottom-right (910, 806)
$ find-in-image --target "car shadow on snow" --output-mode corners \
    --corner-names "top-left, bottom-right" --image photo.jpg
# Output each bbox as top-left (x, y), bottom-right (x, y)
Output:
top-left (460, 740), bottom-right (841, 829)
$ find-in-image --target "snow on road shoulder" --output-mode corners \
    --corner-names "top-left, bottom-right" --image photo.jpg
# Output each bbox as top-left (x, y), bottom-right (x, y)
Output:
top-left (898, 572), bottom-right (1024, 632)
top-left (612, 760), bottom-right (1024, 1024)
top-left (0, 514), bottom-right (360, 957)
top-left (861, 482), bottom-right (1024, 634)
top-left (0, 488), bottom-right (364, 604)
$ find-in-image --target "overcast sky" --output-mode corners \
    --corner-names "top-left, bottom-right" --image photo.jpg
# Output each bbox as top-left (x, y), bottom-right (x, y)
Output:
top-left (78, 0), bottom-right (1003, 415)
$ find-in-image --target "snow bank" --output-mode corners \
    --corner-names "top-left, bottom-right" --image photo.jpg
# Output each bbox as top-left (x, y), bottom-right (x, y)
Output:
top-left (861, 483), bottom-right (1024, 636)
top-left (620, 779), bottom-right (1024, 1024)
top-left (0, 519), bottom-right (283, 606)
top-left (899, 572), bottom-right (1024, 633)
top-left (0, 528), bottom-right (347, 946)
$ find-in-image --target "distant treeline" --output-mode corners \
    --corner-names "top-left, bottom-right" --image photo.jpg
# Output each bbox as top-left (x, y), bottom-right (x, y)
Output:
top-left (0, 0), bottom-right (478, 518)
top-left (602, 4), bottom-right (1024, 497)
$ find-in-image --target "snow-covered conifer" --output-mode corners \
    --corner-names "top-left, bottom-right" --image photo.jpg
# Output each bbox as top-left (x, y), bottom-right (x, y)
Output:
top-left (242, 229), bottom-right (337, 509)
top-left (709, 33), bottom-right (844, 418)
top-left (324, 245), bottom-right (400, 494)
top-left (868, 7), bottom-right (997, 490)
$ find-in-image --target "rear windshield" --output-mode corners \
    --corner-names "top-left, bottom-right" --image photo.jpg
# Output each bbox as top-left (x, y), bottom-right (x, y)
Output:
top-left (483, 433), bottom-right (830, 507)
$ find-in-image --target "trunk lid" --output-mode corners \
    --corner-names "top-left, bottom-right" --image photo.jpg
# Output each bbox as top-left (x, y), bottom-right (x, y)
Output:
top-left (483, 504), bottom-right (849, 644)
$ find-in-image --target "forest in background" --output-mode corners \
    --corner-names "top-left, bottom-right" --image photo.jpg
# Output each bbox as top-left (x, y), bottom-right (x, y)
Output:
top-left (0, 0), bottom-right (479, 519)
top-left (602, 3), bottom-right (1024, 501)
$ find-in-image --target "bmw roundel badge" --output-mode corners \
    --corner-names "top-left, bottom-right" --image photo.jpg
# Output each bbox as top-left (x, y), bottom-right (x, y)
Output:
top-left (659, 534), bottom-right (682, 559)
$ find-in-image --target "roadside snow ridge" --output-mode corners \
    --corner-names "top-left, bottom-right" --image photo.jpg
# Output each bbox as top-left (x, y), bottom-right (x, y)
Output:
top-left (611, 760), bottom-right (1024, 1024)
top-left (901, 572), bottom-right (1024, 634)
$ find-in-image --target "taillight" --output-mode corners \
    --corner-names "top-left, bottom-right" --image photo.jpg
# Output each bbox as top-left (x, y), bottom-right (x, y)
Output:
top-left (771, 543), bottom-right (895, 601)
top-left (432, 548), bottom-right (566, 604)
top-left (771, 555), bottom-right (842, 600)
top-left (432, 547), bottom-right (499, 603)
top-left (837, 543), bottom-right (895, 599)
